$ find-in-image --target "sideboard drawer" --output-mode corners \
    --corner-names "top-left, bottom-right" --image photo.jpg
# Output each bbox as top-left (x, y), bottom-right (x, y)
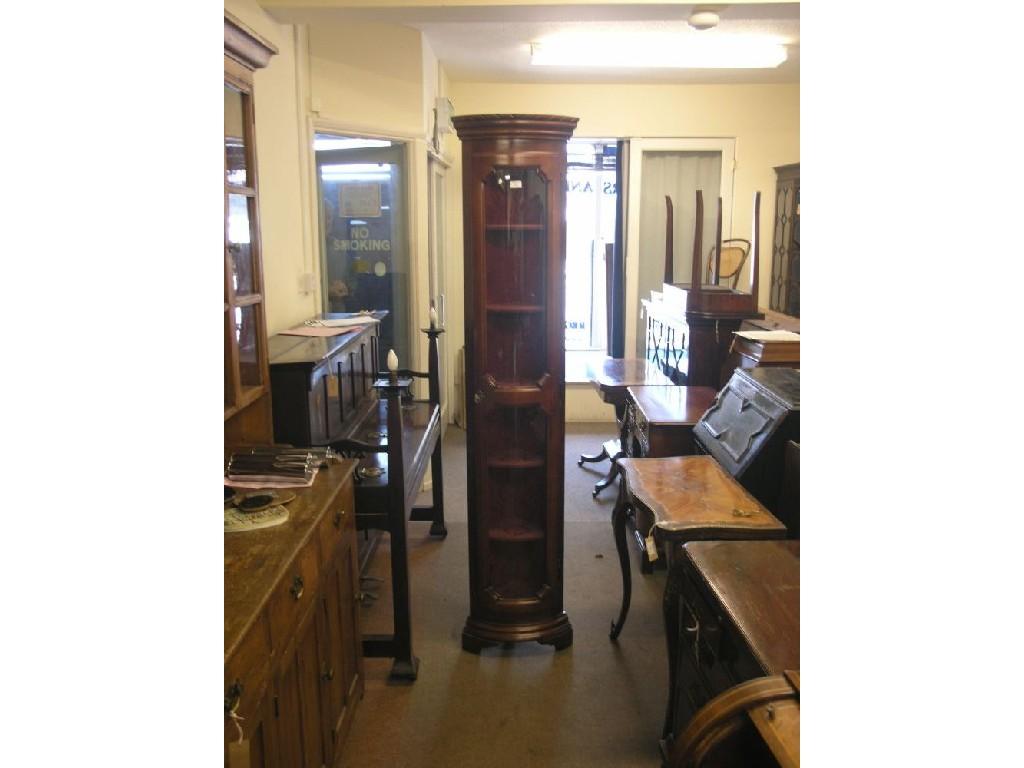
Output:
top-left (318, 478), bottom-right (355, 563)
top-left (268, 538), bottom-right (320, 653)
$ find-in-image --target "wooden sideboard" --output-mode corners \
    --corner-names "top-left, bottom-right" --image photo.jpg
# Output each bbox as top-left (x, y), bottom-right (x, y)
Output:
top-left (224, 461), bottom-right (363, 768)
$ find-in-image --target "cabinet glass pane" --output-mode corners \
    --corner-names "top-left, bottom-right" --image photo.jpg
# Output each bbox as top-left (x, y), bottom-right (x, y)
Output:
top-left (224, 85), bottom-right (248, 187)
top-left (224, 309), bottom-right (234, 407)
top-left (234, 304), bottom-right (263, 388)
top-left (227, 194), bottom-right (255, 296)
top-left (485, 310), bottom-right (546, 384)
top-left (485, 228), bottom-right (545, 306)
top-left (482, 168), bottom-right (547, 309)
top-left (484, 168), bottom-right (547, 228)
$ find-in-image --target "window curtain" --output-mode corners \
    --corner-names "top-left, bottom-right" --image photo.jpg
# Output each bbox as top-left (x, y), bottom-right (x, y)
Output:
top-left (635, 151), bottom-right (722, 357)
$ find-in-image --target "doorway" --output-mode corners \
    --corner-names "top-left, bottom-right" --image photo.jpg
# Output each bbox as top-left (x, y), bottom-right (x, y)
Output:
top-left (314, 134), bottom-right (410, 367)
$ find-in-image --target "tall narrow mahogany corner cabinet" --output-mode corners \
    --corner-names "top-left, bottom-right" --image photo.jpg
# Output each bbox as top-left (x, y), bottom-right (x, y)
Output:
top-left (454, 114), bottom-right (578, 653)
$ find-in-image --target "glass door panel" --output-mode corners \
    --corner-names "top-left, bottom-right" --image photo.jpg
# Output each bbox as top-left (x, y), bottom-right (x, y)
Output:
top-left (316, 135), bottom-right (409, 368)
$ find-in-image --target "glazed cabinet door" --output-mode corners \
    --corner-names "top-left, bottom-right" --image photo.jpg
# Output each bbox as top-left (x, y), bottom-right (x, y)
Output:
top-left (468, 161), bottom-right (564, 623)
top-left (456, 115), bottom-right (577, 652)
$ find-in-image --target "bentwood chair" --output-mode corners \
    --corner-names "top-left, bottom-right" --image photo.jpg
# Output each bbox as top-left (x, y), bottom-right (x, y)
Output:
top-left (705, 238), bottom-right (751, 289)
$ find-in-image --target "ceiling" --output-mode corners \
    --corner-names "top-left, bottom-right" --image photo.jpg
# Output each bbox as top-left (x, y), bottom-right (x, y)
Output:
top-left (264, 2), bottom-right (800, 85)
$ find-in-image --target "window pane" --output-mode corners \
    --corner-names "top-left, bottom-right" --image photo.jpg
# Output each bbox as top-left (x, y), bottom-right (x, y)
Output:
top-left (227, 194), bottom-right (255, 296)
top-left (225, 85), bottom-right (248, 186)
top-left (234, 304), bottom-right (263, 388)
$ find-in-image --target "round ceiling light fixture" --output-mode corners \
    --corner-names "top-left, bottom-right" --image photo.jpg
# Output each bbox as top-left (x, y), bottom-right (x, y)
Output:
top-left (688, 9), bottom-right (720, 31)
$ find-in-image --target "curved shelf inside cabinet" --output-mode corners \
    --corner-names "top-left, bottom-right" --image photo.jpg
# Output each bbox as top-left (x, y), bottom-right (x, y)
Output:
top-left (488, 526), bottom-right (545, 542)
top-left (484, 223), bottom-right (545, 231)
top-left (487, 450), bottom-right (545, 469)
top-left (485, 304), bottom-right (544, 313)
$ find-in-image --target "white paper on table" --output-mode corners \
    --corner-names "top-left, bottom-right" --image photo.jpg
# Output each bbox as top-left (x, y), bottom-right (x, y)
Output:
top-left (306, 316), bottom-right (381, 328)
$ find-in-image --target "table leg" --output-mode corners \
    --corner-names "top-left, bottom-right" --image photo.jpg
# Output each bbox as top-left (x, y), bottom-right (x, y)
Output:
top-left (592, 450), bottom-right (623, 497)
top-left (577, 444), bottom-right (609, 467)
top-left (609, 481), bottom-right (632, 639)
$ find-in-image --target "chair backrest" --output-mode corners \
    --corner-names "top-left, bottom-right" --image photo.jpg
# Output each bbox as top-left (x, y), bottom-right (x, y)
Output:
top-left (705, 238), bottom-right (752, 289)
top-left (669, 671), bottom-right (800, 768)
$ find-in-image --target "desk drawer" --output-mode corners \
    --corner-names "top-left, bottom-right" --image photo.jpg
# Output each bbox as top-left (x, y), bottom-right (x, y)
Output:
top-left (224, 613), bottom-right (271, 729)
top-left (268, 538), bottom-right (320, 653)
top-left (318, 475), bottom-right (355, 562)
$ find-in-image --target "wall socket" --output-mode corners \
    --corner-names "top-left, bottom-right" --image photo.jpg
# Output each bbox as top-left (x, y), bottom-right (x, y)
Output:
top-left (300, 272), bottom-right (317, 294)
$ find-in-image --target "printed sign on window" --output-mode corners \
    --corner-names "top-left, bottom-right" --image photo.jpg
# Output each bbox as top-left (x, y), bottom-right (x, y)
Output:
top-left (339, 183), bottom-right (382, 218)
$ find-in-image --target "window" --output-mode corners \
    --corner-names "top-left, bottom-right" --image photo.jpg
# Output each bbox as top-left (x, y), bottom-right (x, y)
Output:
top-left (565, 140), bottom-right (618, 378)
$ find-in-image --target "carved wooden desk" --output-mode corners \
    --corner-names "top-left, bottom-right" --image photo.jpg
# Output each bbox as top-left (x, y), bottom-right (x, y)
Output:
top-left (607, 456), bottom-right (787, 749)
top-left (578, 357), bottom-right (672, 497)
top-left (625, 385), bottom-right (717, 459)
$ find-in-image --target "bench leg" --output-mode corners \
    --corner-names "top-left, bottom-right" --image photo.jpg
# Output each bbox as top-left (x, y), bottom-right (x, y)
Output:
top-left (428, 438), bottom-right (447, 538)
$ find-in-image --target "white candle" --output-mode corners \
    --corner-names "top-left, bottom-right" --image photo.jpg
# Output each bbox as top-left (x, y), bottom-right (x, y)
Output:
top-left (387, 349), bottom-right (399, 373)
top-left (429, 306), bottom-right (438, 329)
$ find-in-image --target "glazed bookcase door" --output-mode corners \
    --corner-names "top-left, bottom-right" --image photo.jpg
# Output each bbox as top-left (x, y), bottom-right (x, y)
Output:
top-left (456, 114), bottom-right (577, 651)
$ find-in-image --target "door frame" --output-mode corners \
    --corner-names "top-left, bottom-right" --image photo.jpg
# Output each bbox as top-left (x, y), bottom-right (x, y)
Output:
top-left (624, 138), bottom-right (737, 359)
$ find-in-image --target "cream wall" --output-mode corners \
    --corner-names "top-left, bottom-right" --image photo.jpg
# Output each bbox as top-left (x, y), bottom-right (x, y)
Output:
top-left (445, 80), bottom-right (799, 421)
top-left (226, 0), bottom-right (318, 335)
top-left (308, 22), bottom-right (425, 138)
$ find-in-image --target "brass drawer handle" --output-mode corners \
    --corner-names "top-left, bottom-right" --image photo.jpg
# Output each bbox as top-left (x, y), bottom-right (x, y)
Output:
top-left (290, 575), bottom-right (304, 601)
top-left (333, 509), bottom-right (347, 528)
top-left (225, 680), bottom-right (243, 714)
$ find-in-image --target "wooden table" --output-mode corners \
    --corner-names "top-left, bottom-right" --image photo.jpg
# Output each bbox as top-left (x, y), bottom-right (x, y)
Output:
top-left (625, 385), bottom-right (717, 459)
top-left (607, 456), bottom-right (788, 749)
top-left (578, 358), bottom-right (672, 497)
top-left (621, 384), bottom-right (717, 572)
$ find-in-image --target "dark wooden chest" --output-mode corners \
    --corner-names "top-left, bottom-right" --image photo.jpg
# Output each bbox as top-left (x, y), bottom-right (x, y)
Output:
top-left (267, 314), bottom-right (384, 446)
top-left (693, 366), bottom-right (799, 525)
top-left (671, 539), bottom-right (799, 739)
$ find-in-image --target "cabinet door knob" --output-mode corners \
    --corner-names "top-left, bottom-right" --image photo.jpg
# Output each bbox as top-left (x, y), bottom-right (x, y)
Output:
top-left (333, 509), bottom-right (347, 528)
top-left (321, 665), bottom-right (335, 682)
top-left (289, 575), bottom-right (304, 601)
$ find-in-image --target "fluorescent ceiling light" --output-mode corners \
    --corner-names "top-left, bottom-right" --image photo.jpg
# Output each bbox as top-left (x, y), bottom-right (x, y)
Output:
top-left (530, 37), bottom-right (787, 69)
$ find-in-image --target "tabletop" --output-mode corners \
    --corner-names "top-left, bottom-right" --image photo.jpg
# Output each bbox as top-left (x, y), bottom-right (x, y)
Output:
top-left (627, 385), bottom-right (716, 426)
top-left (617, 455), bottom-right (786, 538)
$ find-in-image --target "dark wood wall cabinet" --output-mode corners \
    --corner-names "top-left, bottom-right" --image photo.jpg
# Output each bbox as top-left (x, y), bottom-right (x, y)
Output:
top-left (225, 462), bottom-right (363, 768)
top-left (454, 114), bottom-right (578, 652)
top-left (224, 12), bottom-right (277, 447)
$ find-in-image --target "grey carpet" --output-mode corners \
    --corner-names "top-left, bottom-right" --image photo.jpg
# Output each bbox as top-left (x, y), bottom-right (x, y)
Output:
top-left (342, 424), bottom-right (667, 767)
